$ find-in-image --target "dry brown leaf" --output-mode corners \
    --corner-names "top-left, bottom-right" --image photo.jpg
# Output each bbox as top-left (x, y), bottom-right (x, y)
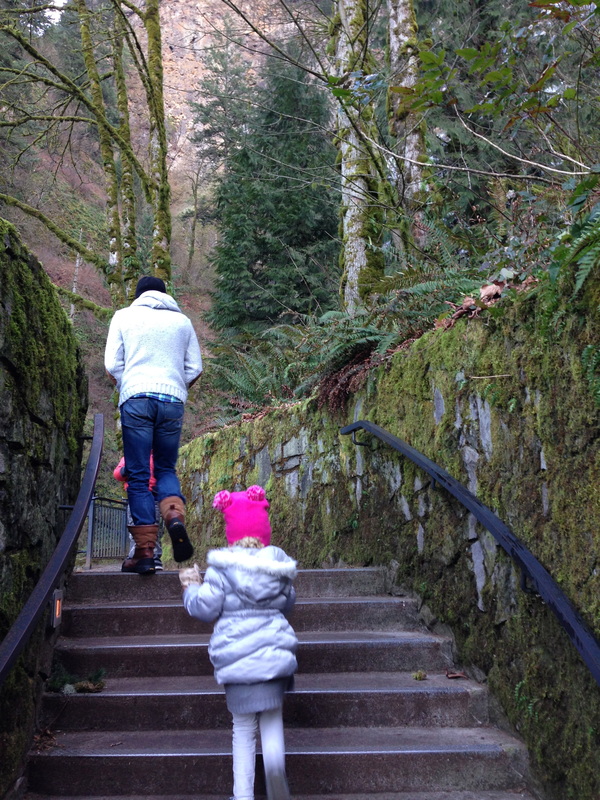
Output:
top-left (446, 668), bottom-right (468, 680)
top-left (479, 281), bottom-right (505, 304)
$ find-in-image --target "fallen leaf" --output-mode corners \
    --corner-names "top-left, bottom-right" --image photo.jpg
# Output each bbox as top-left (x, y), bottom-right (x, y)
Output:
top-left (480, 282), bottom-right (505, 304)
top-left (446, 668), bottom-right (468, 679)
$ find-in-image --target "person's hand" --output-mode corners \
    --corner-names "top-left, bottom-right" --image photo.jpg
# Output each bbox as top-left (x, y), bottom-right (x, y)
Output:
top-left (179, 563), bottom-right (202, 589)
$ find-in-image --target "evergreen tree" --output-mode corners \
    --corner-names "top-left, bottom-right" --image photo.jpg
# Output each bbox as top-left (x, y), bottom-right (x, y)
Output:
top-left (207, 52), bottom-right (341, 333)
top-left (189, 23), bottom-right (253, 167)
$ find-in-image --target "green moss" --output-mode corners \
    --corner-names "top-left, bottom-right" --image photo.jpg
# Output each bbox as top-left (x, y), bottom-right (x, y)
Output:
top-left (0, 219), bottom-right (85, 433)
top-left (0, 220), bottom-right (87, 798)
top-left (179, 286), bottom-right (600, 800)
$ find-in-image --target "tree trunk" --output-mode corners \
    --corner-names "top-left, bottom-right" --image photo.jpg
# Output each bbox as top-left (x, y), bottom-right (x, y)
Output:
top-left (144, 0), bottom-right (172, 282)
top-left (75, 0), bottom-right (124, 304)
top-left (185, 168), bottom-right (201, 279)
top-left (333, 0), bottom-right (385, 316)
top-left (113, 9), bottom-right (140, 302)
top-left (387, 0), bottom-right (426, 248)
top-left (70, 232), bottom-right (82, 320)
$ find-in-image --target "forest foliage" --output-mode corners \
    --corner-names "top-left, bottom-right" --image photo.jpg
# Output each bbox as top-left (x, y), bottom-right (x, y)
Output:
top-left (1, 0), bottom-right (600, 423)
top-left (199, 48), bottom-right (341, 333)
top-left (0, 0), bottom-right (171, 305)
top-left (191, 0), bottom-right (600, 423)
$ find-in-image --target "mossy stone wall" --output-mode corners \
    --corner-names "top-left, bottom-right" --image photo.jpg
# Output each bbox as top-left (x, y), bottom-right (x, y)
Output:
top-left (0, 220), bottom-right (88, 799)
top-left (180, 291), bottom-right (599, 800)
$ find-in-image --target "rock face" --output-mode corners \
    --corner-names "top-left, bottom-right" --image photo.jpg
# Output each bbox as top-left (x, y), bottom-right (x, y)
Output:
top-left (156, 0), bottom-right (294, 175)
top-left (0, 219), bottom-right (88, 799)
top-left (179, 290), bottom-right (600, 800)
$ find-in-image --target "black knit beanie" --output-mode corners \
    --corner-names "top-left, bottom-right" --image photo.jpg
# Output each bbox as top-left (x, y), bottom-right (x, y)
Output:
top-left (135, 276), bottom-right (167, 298)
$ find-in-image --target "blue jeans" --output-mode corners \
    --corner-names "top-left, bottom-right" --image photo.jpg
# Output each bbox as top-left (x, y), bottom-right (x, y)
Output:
top-left (121, 396), bottom-right (185, 526)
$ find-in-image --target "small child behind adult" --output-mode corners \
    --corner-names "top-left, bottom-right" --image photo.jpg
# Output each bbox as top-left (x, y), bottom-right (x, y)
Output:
top-left (113, 455), bottom-right (162, 571)
top-left (179, 485), bottom-right (297, 800)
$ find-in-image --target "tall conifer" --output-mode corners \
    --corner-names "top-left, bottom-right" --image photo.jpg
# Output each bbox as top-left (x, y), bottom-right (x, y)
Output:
top-left (208, 53), bottom-right (340, 333)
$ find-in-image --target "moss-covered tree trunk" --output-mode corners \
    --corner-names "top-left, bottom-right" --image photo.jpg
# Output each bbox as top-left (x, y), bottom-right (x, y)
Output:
top-left (0, 2), bottom-right (170, 305)
top-left (386, 0), bottom-right (426, 249)
top-left (144, 0), bottom-right (171, 282)
top-left (113, 10), bottom-right (140, 302)
top-left (332, 0), bottom-right (385, 315)
top-left (75, 0), bottom-right (124, 304)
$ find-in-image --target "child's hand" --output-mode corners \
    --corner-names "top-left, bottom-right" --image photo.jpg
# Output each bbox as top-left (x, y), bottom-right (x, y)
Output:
top-left (179, 563), bottom-right (202, 589)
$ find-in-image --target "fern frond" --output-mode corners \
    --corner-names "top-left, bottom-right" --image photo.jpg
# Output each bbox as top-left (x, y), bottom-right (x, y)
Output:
top-left (582, 344), bottom-right (600, 407)
top-left (572, 243), bottom-right (600, 297)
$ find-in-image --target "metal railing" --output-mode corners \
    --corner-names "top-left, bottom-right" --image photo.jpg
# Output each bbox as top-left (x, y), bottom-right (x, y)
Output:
top-left (0, 413), bottom-right (104, 686)
top-left (340, 419), bottom-right (600, 687)
top-left (84, 496), bottom-right (128, 568)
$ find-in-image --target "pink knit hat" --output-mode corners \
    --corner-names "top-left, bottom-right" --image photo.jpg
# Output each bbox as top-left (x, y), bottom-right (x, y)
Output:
top-left (212, 485), bottom-right (271, 546)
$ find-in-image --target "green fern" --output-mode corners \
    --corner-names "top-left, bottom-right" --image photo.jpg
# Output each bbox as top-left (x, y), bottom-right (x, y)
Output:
top-left (582, 344), bottom-right (600, 407)
top-left (203, 211), bottom-right (505, 419)
top-left (572, 243), bottom-right (600, 297)
top-left (557, 207), bottom-right (600, 298)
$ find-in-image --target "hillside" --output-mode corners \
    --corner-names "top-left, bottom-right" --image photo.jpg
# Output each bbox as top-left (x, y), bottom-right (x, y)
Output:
top-left (0, 0), bottom-right (290, 494)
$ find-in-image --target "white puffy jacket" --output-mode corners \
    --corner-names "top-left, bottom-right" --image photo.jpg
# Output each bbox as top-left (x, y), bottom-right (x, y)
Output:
top-left (182, 545), bottom-right (298, 685)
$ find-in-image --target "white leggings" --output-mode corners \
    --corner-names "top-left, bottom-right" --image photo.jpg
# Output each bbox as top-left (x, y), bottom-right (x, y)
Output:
top-left (231, 707), bottom-right (290, 800)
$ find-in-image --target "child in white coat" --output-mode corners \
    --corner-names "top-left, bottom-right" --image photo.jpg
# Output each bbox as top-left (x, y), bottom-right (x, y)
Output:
top-left (179, 485), bottom-right (298, 800)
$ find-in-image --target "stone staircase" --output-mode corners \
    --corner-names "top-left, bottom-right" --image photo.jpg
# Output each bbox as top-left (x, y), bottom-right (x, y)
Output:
top-left (25, 567), bottom-right (539, 800)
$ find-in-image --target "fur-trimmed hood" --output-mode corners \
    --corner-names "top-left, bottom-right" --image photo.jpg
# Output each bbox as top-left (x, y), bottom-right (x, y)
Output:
top-left (206, 546), bottom-right (297, 608)
top-left (207, 545), bottom-right (297, 579)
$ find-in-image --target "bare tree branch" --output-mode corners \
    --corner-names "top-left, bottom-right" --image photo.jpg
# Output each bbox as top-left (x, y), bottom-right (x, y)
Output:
top-left (0, 192), bottom-right (111, 272)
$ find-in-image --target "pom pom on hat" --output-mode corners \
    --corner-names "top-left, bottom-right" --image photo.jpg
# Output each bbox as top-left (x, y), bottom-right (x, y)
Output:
top-left (246, 484), bottom-right (266, 501)
top-left (213, 485), bottom-right (271, 546)
top-left (213, 490), bottom-right (232, 511)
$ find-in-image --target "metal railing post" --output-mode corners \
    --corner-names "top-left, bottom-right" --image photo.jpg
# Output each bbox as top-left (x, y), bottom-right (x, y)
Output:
top-left (85, 496), bottom-right (95, 570)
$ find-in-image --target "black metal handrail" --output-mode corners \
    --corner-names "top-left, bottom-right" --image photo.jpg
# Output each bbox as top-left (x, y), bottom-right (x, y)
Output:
top-left (0, 413), bottom-right (104, 686)
top-left (340, 419), bottom-right (600, 687)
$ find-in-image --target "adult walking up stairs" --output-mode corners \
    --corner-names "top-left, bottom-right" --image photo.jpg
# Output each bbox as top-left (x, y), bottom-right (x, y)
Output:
top-left (25, 568), bottom-right (538, 799)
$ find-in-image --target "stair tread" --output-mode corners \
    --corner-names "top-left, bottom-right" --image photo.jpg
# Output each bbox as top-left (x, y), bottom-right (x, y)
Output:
top-left (73, 567), bottom-right (386, 574)
top-left (24, 794), bottom-right (538, 800)
top-left (65, 595), bottom-right (415, 609)
top-left (30, 725), bottom-right (526, 757)
top-left (29, 567), bottom-right (535, 797)
top-left (63, 568), bottom-right (389, 602)
top-left (57, 629), bottom-right (447, 648)
top-left (63, 671), bottom-right (483, 695)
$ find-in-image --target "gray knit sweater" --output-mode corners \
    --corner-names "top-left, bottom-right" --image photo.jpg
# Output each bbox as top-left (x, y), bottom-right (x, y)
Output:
top-left (104, 290), bottom-right (203, 406)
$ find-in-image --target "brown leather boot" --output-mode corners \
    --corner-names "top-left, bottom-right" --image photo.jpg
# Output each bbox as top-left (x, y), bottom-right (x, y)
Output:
top-left (122, 524), bottom-right (158, 575)
top-left (159, 496), bottom-right (194, 562)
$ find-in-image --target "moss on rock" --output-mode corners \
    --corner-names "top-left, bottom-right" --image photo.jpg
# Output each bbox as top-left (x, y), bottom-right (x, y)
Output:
top-left (0, 219), bottom-right (88, 798)
top-left (179, 283), bottom-right (600, 800)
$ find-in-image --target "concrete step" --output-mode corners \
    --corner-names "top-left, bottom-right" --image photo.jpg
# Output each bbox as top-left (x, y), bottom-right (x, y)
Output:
top-left (60, 596), bottom-right (421, 637)
top-left (25, 794), bottom-right (539, 800)
top-left (26, 726), bottom-right (531, 795)
top-left (53, 630), bottom-right (454, 678)
top-left (65, 567), bottom-right (388, 604)
top-left (40, 671), bottom-right (488, 731)
top-left (28, 567), bottom-right (537, 798)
